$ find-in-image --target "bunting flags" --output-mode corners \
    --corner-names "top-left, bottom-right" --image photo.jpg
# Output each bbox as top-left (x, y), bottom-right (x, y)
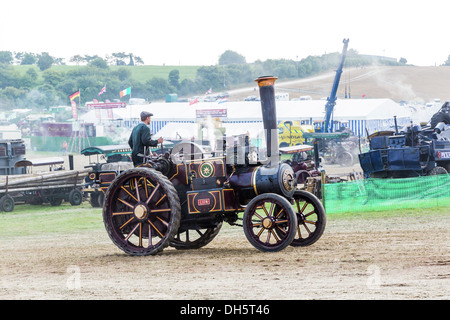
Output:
top-left (69, 90), bottom-right (80, 101)
top-left (120, 87), bottom-right (131, 98)
top-left (98, 85), bottom-right (106, 96)
top-left (218, 97), bottom-right (227, 104)
top-left (205, 88), bottom-right (212, 95)
top-left (189, 97), bottom-right (198, 105)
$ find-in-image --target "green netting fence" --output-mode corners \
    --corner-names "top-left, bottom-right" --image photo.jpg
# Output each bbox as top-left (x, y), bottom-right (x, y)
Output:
top-left (323, 174), bottom-right (450, 214)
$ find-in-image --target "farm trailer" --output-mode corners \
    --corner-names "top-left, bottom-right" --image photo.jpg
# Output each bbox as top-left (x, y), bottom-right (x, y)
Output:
top-left (0, 158), bottom-right (90, 212)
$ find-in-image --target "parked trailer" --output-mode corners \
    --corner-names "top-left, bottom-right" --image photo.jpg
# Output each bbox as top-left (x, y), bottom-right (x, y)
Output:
top-left (0, 159), bottom-right (90, 212)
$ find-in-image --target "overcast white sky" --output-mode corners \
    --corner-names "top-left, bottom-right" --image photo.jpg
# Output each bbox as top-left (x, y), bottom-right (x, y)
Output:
top-left (1, 0), bottom-right (449, 66)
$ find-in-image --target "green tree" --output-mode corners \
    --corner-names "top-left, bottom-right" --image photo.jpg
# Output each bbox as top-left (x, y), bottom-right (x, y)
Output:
top-left (70, 55), bottom-right (85, 65)
top-left (218, 50), bottom-right (246, 65)
top-left (21, 53), bottom-right (37, 65)
top-left (168, 69), bottom-right (180, 88)
top-left (114, 68), bottom-right (131, 81)
top-left (111, 52), bottom-right (128, 66)
top-left (25, 68), bottom-right (38, 81)
top-left (37, 52), bottom-right (54, 71)
top-left (0, 51), bottom-right (13, 64)
top-left (196, 66), bottom-right (223, 90)
top-left (42, 69), bottom-right (66, 87)
top-left (89, 57), bottom-right (109, 69)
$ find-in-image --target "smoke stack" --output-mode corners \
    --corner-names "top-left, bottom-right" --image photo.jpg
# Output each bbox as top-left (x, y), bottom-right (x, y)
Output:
top-left (255, 76), bottom-right (279, 166)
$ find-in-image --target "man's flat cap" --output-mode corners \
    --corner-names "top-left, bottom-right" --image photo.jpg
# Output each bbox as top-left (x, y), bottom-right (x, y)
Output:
top-left (140, 111), bottom-right (153, 118)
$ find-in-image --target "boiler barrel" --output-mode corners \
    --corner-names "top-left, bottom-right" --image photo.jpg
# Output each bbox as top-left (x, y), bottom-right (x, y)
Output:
top-left (229, 163), bottom-right (295, 204)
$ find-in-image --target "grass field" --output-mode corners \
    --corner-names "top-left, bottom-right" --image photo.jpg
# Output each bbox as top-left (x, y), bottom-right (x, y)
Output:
top-left (13, 64), bottom-right (200, 82)
top-left (1, 200), bottom-right (447, 238)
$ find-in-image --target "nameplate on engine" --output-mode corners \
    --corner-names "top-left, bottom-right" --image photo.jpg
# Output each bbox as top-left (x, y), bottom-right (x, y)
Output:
top-left (187, 189), bottom-right (222, 214)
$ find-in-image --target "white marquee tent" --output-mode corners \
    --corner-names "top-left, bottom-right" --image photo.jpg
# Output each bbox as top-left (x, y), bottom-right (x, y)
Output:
top-left (80, 98), bottom-right (412, 138)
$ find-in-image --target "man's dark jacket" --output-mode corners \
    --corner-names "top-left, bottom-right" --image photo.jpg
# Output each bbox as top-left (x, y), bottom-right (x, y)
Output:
top-left (128, 122), bottom-right (158, 166)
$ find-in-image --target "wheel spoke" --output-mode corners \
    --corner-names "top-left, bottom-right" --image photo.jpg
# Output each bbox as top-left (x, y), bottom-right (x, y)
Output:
top-left (300, 201), bottom-right (308, 213)
top-left (112, 211), bottom-right (133, 216)
top-left (117, 197), bottom-right (134, 209)
top-left (148, 224), bottom-right (153, 248)
top-left (154, 194), bottom-right (167, 206)
top-left (120, 186), bottom-right (138, 202)
top-left (124, 223), bottom-right (139, 241)
top-left (120, 217), bottom-right (135, 230)
top-left (138, 223), bottom-right (143, 247)
top-left (304, 210), bottom-right (316, 218)
top-left (253, 211), bottom-right (265, 220)
top-left (156, 215), bottom-right (169, 227)
top-left (134, 178), bottom-right (141, 202)
top-left (275, 208), bottom-right (285, 219)
top-left (270, 230), bottom-right (280, 242)
top-left (150, 208), bottom-right (171, 213)
top-left (268, 203), bottom-right (275, 216)
top-left (145, 183), bottom-right (160, 205)
top-left (143, 178), bottom-right (149, 199)
top-left (148, 219), bottom-right (164, 238)
top-left (297, 225), bottom-right (302, 239)
top-left (302, 222), bottom-right (312, 235)
top-left (266, 230), bottom-right (271, 243)
top-left (257, 227), bottom-right (265, 238)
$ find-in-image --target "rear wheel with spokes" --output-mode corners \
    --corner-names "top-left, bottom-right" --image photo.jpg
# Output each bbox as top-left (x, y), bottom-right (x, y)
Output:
top-left (103, 168), bottom-right (181, 256)
top-left (171, 223), bottom-right (223, 250)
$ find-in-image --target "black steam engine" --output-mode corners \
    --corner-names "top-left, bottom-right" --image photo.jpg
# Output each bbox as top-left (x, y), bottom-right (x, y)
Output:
top-left (103, 77), bottom-right (326, 256)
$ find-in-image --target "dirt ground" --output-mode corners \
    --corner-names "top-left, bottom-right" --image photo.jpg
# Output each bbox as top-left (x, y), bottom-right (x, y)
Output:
top-left (0, 208), bottom-right (448, 300)
top-left (0, 158), bottom-right (448, 300)
top-left (231, 66), bottom-right (450, 103)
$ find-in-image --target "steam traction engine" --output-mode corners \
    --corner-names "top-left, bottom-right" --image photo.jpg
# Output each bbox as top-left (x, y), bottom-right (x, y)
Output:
top-left (103, 77), bottom-right (326, 256)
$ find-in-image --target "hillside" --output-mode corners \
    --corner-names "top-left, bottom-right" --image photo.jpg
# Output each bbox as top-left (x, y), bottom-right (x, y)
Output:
top-left (229, 66), bottom-right (450, 104)
top-left (10, 64), bottom-right (450, 105)
top-left (13, 64), bottom-right (200, 82)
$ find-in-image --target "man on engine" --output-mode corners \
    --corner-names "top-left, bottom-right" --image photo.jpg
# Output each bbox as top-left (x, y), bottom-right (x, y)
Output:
top-left (128, 111), bottom-right (163, 166)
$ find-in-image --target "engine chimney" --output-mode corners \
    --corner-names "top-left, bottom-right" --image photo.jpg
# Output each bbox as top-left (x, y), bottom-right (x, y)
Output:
top-left (255, 76), bottom-right (279, 166)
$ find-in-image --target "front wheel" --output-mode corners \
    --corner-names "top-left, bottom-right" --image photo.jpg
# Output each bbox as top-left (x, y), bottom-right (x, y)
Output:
top-left (0, 194), bottom-right (15, 212)
top-left (69, 189), bottom-right (83, 206)
top-left (290, 190), bottom-right (326, 247)
top-left (243, 193), bottom-right (297, 252)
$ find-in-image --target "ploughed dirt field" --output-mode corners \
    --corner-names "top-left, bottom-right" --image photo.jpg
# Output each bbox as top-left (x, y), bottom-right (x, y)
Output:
top-left (0, 158), bottom-right (449, 300)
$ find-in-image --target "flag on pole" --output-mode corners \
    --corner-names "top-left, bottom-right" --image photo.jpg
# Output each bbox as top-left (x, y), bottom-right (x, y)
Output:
top-left (218, 97), bottom-right (227, 104)
top-left (189, 97), bottom-right (198, 105)
top-left (71, 101), bottom-right (78, 120)
top-left (98, 85), bottom-right (106, 96)
top-left (120, 87), bottom-right (131, 98)
top-left (69, 90), bottom-right (80, 101)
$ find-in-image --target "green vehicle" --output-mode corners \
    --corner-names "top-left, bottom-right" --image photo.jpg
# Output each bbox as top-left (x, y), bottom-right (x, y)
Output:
top-left (81, 144), bottom-right (133, 207)
top-left (81, 142), bottom-right (176, 207)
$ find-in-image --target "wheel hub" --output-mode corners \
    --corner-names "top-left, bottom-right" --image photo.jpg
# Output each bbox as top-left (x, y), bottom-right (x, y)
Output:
top-left (296, 212), bottom-right (305, 224)
top-left (134, 204), bottom-right (148, 220)
top-left (262, 217), bottom-right (274, 229)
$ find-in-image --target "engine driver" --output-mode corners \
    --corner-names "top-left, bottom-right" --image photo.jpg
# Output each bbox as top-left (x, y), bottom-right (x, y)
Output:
top-left (128, 111), bottom-right (163, 166)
